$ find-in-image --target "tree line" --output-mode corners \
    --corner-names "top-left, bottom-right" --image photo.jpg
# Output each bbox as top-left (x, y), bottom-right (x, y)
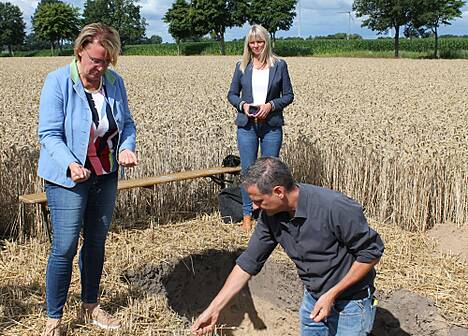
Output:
top-left (163, 0), bottom-right (296, 55)
top-left (0, 0), bottom-right (147, 55)
top-left (354, 0), bottom-right (466, 57)
top-left (0, 0), bottom-right (465, 57)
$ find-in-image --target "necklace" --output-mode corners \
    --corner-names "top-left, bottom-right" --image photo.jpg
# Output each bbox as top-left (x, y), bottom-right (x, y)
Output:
top-left (83, 77), bottom-right (103, 94)
top-left (253, 60), bottom-right (267, 70)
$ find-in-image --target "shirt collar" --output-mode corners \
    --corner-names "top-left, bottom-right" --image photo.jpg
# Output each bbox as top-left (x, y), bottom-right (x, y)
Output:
top-left (293, 183), bottom-right (308, 219)
top-left (69, 58), bottom-right (116, 85)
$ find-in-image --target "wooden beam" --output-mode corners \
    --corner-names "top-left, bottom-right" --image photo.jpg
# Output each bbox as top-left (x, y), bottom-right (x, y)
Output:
top-left (19, 166), bottom-right (241, 205)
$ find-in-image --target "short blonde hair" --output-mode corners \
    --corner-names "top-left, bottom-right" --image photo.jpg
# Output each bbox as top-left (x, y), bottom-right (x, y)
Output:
top-left (74, 23), bottom-right (121, 66)
top-left (240, 24), bottom-right (278, 73)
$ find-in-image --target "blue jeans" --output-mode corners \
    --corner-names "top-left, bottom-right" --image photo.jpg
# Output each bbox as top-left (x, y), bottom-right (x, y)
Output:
top-left (44, 172), bottom-right (118, 318)
top-left (300, 289), bottom-right (376, 336)
top-left (237, 121), bottom-right (283, 215)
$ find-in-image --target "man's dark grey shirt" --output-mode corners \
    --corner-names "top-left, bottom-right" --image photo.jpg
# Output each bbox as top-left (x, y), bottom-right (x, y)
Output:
top-left (237, 183), bottom-right (384, 300)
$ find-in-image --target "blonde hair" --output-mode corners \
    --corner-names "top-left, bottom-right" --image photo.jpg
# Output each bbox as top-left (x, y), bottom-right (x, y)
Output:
top-left (240, 24), bottom-right (278, 73)
top-left (74, 23), bottom-right (121, 66)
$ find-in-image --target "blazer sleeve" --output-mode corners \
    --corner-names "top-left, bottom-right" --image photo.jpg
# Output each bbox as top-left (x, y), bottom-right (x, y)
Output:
top-left (38, 72), bottom-right (79, 173)
top-left (227, 62), bottom-right (245, 112)
top-left (116, 75), bottom-right (136, 153)
top-left (270, 60), bottom-right (294, 112)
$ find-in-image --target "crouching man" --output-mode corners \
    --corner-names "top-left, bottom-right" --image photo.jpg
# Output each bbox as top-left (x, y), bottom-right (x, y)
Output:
top-left (191, 157), bottom-right (384, 336)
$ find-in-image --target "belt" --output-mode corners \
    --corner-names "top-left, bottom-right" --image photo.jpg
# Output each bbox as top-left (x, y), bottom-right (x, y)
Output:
top-left (339, 286), bottom-right (374, 300)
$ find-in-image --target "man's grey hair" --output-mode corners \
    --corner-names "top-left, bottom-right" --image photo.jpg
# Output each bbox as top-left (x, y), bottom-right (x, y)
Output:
top-left (241, 157), bottom-right (295, 194)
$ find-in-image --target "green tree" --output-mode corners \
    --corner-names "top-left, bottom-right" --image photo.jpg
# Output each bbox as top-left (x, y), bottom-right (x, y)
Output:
top-left (190, 0), bottom-right (249, 55)
top-left (315, 33), bottom-right (363, 40)
top-left (24, 32), bottom-right (49, 50)
top-left (137, 34), bottom-right (163, 44)
top-left (0, 2), bottom-right (26, 56)
top-left (163, 0), bottom-right (195, 54)
top-left (32, 1), bottom-right (81, 55)
top-left (248, 0), bottom-right (297, 45)
top-left (403, 23), bottom-right (428, 39)
top-left (411, 0), bottom-right (465, 58)
top-left (83, 0), bottom-right (146, 45)
top-left (353, 0), bottom-right (412, 57)
top-left (30, 0), bottom-right (61, 51)
top-left (148, 34), bottom-right (162, 44)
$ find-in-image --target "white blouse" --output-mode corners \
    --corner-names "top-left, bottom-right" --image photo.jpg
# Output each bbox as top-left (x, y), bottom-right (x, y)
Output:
top-left (252, 67), bottom-right (269, 105)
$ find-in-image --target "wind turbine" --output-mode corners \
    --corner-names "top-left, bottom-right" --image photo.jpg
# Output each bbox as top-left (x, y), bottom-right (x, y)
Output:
top-left (337, 11), bottom-right (353, 40)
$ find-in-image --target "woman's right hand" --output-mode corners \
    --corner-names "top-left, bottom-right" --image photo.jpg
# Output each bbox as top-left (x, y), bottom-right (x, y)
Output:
top-left (68, 162), bottom-right (91, 183)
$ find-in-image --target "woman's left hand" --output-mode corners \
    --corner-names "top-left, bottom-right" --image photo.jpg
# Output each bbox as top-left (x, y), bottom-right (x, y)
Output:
top-left (255, 102), bottom-right (272, 120)
top-left (118, 149), bottom-right (138, 167)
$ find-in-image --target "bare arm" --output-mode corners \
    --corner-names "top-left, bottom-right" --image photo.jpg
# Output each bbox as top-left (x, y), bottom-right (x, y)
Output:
top-left (191, 265), bottom-right (251, 335)
top-left (311, 259), bottom-right (379, 322)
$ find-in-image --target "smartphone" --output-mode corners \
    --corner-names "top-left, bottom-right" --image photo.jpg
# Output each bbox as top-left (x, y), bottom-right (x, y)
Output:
top-left (249, 105), bottom-right (259, 115)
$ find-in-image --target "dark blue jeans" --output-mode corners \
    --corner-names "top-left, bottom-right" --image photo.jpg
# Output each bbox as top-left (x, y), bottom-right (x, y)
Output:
top-left (44, 172), bottom-right (117, 318)
top-left (237, 121), bottom-right (282, 215)
top-left (300, 289), bottom-right (377, 336)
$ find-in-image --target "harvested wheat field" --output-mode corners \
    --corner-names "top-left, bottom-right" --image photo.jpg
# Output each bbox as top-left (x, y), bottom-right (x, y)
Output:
top-left (0, 217), bottom-right (467, 335)
top-left (0, 56), bottom-right (467, 335)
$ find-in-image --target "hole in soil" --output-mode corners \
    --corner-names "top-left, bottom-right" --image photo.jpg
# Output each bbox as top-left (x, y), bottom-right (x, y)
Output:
top-left (123, 250), bottom-right (453, 336)
top-left (123, 249), bottom-right (302, 335)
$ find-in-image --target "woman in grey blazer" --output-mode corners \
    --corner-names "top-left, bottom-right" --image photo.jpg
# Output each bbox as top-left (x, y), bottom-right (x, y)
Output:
top-left (227, 24), bottom-right (294, 231)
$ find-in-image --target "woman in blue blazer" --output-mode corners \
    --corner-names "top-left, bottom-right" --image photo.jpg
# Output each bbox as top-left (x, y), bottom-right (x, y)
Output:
top-left (227, 24), bottom-right (294, 231)
top-left (39, 23), bottom-right (137, 336)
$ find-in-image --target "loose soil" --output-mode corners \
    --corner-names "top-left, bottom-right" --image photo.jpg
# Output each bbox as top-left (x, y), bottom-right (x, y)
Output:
top-left (427, 223), bottom-right (468, 261)
top-left (124, 248), bottom-right (468, 336)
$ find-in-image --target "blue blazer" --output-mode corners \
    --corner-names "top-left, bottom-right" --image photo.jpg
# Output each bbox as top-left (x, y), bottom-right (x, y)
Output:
top-left (37, 60), bottom-right (136, 188)
top-left (227, 59), bottom-right (294, 127)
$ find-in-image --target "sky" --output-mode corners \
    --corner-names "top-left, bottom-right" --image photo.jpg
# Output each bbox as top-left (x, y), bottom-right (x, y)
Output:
top-left (9, 0), bottom-right (468, 42)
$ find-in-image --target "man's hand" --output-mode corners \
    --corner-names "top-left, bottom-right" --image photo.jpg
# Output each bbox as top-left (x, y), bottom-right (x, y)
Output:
top-left (310, 259), bottom-right (380, 322)
top-left (118, 149), bottom-right (138, 167)
top-left (191, 306), bottom-right (220, 335)
top-left (68, 162), bottom-right (91, 183)
top-left (310, 290), bottom-right (337, 322)
top-left (191, 266), bottom-right (251, 335)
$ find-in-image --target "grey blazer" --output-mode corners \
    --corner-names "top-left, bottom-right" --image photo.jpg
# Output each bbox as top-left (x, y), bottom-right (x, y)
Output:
top-left (227, 59), bottom-right (294, 127)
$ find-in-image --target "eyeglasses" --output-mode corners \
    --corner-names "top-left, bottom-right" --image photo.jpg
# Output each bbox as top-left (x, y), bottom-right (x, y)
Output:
top-left (84, 48), bottom-right (110, 67)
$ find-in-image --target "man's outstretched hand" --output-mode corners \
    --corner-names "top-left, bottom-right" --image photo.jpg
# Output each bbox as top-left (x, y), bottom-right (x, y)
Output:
top-left (191, 306), bottom-right (220, 335)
